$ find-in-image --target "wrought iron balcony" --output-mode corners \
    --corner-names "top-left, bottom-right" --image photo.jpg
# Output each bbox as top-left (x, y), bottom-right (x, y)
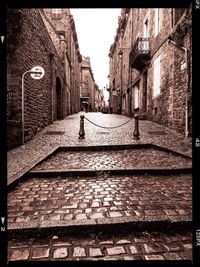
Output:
top-left (129, 37), bottom-right (150, 70)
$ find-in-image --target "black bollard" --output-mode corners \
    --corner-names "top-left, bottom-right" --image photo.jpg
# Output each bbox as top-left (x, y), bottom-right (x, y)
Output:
top-left (133, 114), bottom-right (140, 140)
top-left (79, 115), bottom-right (85, 139)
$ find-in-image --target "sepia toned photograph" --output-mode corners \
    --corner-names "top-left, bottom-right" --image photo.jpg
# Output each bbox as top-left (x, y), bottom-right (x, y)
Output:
top-left (6, 5), bottom-right (193, 262)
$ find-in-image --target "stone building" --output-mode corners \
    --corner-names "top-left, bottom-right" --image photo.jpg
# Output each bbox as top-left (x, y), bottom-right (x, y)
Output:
top-left (94, 83), bottom-right (100, 111)
top-left (108, 16), bottom-right (123, 115)
top-left (80, 56), bottom-right (96, 112)
top-left (41, 9), bottom-right (82, 115)
top-left (7, 8), bottom-right (82, 148)
top-left (109, 6), bottom-right (192, 136)
top-left (95, 87), bottom-right (105, 112)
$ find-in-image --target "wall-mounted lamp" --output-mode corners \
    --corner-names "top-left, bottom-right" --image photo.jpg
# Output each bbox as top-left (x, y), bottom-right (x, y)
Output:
top-left (118, 50), bottom-right (123, 59)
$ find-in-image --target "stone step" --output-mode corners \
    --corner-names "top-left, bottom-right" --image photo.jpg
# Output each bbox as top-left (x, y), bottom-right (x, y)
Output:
top-left (8, 228), bottom-right (192, 261)
top-left (8, 173), bottom-right (192, 236)
top-left (28, 168), bottom-right (192, 179)
top-left (8, 215), bottom-right (192, 237)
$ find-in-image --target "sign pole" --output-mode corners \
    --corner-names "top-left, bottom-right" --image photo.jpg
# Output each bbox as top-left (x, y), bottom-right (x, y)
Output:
top-left (21, 66), bottom-right (45, 145)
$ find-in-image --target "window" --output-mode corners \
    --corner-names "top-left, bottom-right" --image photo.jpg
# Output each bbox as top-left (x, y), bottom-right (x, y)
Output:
top-left (52, 9), bottom-right (62, 18)
top-left (144, 19), bottom-right (148, 38)
top-left (155, 9), bottom-right (162, 36)
top-left (153, 55), bottom-right (161, 97)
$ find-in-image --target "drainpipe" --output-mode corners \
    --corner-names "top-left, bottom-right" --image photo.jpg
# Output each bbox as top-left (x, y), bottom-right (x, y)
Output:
top-left (168, 39), bottom-right (189, 138)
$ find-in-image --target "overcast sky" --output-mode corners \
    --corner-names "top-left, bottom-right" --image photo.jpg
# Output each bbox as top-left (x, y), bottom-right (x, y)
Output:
top-left (70, 8), bottom-right (121, 91)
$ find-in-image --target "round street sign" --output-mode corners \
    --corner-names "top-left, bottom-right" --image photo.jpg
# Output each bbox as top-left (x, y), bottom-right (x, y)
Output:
top-left (30, 66), bottom-right (45, 80)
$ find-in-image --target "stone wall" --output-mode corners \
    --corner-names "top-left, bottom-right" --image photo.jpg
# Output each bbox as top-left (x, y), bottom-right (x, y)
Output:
top-left (69, 15), bottom-right (81, 114)
top-left (40, 9), bottom-right (71, 118)
top-left (43, 9), bottom-right (81, 115)
top-left (147, 8), bottom-right (192, 134)
top-left (7, 9), bottom-right (64, 148)
top-left (109, 7), bottom-right (192, 135)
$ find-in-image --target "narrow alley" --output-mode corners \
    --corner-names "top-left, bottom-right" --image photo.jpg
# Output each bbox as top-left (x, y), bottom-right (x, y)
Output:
top-left (5, 5), bottom-right (193, 263)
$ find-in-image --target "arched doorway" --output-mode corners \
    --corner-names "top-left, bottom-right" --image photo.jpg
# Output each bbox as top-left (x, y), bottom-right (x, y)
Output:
top-left (56, 77), bottom-right (62, 120)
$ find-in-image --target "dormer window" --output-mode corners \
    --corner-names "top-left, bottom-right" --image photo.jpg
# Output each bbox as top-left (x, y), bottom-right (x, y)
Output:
top-left (52, 9), bottom-right (62, 19)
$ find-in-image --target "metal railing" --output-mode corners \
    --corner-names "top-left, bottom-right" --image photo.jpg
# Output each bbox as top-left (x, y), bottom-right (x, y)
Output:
top-left (130, 37), bottom-right (150, 66)
top-left (80, 93), bottom-right (90, 98)
top-left (133, 37), bottom-right (149, 53)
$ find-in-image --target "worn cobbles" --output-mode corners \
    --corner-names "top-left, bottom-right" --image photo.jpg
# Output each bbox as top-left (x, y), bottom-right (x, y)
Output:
top-left (8, 231), bottom-right (192, 261)
top-left (7, 112), bottom-right (193, 262)
top-left (7, 112), bottom-right (192, 185)
top-left (8, 174), bottom-right (192, 226)
top-left (32, 148), bottom-right (191, 171)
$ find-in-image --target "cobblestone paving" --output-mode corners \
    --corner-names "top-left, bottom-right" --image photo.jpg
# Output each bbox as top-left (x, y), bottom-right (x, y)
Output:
top-left (7, 113), bottom-right (193, 262)
top-left (32, 148), bottom-right (192, 171)
top-left (8, 174), bottom-right (192, 227)
top-left (8, 230), bottom-right (192, 261)
top-left (7, 112), bottom-right (192, 185)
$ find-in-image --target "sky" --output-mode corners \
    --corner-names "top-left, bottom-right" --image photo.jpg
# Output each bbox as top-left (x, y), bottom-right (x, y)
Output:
top-left (70, 8), bottom-right (121, 93)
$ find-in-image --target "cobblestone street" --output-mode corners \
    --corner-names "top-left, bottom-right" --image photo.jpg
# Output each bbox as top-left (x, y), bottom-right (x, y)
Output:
top-left (7, 112), bottom-right (192, 185)
top-left (7, 113), bottom-right (192, 261)
top-left (5, 5), bottom-right (194, 264)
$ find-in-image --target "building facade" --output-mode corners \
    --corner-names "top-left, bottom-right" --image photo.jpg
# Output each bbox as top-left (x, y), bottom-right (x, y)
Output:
top-left (108, 6), bottom-right (192, 136)
top-left (80, 56), bottom-right (96, 112)
top-left (42, 8), bottom-right (82, 115)
top-left (95, 87), bottom-right (105, 112)
top-left (7, 8), bottom-right (82, 148)
top-left (108, 15), bottom-right (123, 115)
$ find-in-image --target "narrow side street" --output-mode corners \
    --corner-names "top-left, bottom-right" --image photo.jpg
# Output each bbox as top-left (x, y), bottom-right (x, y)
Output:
top-left (5, 6), bottom-right (194, 264)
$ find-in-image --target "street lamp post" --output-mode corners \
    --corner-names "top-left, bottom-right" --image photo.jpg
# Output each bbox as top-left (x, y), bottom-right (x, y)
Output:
top-left (21, 66), bottom-right (45, 144)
